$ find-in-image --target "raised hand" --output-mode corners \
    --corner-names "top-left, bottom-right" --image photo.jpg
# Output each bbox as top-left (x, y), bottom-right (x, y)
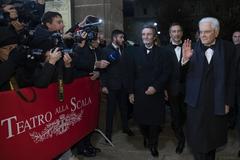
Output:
top-left (182, 39), bottom-right (193, 62)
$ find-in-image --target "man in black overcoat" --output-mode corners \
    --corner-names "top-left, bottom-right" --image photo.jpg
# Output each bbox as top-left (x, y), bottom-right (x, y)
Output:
top-left (128, 25), bottom-right (171, 157)
top-left (182, 17), bottom-right (236, 160)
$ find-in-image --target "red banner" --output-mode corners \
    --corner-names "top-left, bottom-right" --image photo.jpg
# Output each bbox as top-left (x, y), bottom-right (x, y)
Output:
top-left (0, 77), bottom-right (100, 160)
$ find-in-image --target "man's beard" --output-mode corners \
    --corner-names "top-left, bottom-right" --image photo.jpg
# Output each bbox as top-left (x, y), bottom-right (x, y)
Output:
top-left (116, 40), bottom-right (123, 47)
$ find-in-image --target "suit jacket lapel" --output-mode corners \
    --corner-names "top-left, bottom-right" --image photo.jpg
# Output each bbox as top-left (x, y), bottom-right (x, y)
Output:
top-left (169, 45), bottom-right (180, 64)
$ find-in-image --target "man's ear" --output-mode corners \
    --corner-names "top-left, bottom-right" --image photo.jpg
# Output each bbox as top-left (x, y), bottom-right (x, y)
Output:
top-left (46, 22), bottom-right (51, 29)
top-left (214, 29), bottom-right (220, 38)
top-left (112, 36), bottom-right (117, 43)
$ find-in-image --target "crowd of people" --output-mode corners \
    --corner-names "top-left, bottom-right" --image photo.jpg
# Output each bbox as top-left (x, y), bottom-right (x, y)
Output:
top-left (1, 1), bottom-right (240, 160)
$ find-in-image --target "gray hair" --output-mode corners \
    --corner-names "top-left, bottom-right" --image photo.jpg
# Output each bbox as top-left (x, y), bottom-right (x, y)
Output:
top-left (199, 17), bottom-right (220, 31)
top-left (142, 25), bottom-right (157, 36)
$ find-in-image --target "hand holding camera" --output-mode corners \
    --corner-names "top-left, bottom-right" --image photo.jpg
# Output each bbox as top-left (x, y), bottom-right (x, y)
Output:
top-left (73, 15), bottom-right (102, 43)
top-left (48, 48), bottom-right (62, 65)
top-left (63, 53), bottom-right (72, 68)
top-left (2, 4), bottom-right (18, 19)
top-left (63, 32), bottom-right (73, 40)
top-left (11, 19), bottom-right (24, 32)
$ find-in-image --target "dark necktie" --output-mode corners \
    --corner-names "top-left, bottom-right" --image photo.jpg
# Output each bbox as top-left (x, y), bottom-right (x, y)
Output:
top-left (172, 44), bottom-right (182, 48)
top-left (145, 48), bottom-right (152, 54)
top-left (203, 45), bottom-right (215, 64)
top-left (203, 44), bottom-right (215, 51)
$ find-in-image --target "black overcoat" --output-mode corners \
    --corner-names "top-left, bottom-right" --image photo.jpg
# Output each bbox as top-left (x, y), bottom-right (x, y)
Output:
top-left (185, 40), bottom-right (236, 153)
top-left (128, 45), bottom-right (170, 125)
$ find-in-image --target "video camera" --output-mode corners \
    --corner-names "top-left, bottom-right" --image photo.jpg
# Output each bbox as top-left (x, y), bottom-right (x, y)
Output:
top-left (74, 16), bottom-right (103, 42)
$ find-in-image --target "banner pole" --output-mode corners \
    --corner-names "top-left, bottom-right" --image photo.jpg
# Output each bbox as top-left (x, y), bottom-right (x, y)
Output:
top-left (94, 129), bottom-right (114, 147)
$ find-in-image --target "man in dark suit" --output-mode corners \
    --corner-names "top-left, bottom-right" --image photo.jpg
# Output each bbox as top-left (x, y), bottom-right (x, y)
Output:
top-left (128, 25), bottom-right (170, 157)
top-left (235, 44), bottom-right (240, 157)
top-left (165, 23), bottom-right (186, 154)
top-left (101, 30), bottom-right (134, 142)
top-left (227, 30), bottom-right (240, 131)
top-left (182, 17), bottom-right (236, 160)
top-left (232, 31), bottom-right (240, 45)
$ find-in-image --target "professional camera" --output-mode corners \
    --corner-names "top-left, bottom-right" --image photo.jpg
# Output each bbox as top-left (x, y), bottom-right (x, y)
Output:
top-left (74, 16), bottom-right (102, 42)
top-left (8, 44), bottom-right (44, 64)
top-left (50, 32), bottom-right (74, 55)
top-left (27, 32), bottom-right (74, 62)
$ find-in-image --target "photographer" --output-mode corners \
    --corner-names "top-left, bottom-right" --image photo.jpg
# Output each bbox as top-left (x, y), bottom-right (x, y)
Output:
top-left (1, 0), bottom-right (45, 44)
top-left (31, 11), bottom-right (64, 50)
top-left (32, 48), bottom-right (72, 88)
top-left (72, 16), bottom-right (109, 80)
top-left (0, 26), bottom-right (17, 61)
top-left (0, 25), bottom-right (31, 91)
top-left (71, 16), bottom-right (109, 157)
top-left (30, 11), bottom-right (73, 88)
top-left (29, 11), bottom-right (74, 160)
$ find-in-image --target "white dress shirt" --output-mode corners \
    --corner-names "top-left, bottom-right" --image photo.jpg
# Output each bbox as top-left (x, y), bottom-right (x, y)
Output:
top-left (172, 42), bottom-right (182, 62)
top-left (112, 43), bottom-right (121, 55)
top-left (145, 45), bottom-right (153, 54)
top-left (205, 48), bottom-right (214, 64)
